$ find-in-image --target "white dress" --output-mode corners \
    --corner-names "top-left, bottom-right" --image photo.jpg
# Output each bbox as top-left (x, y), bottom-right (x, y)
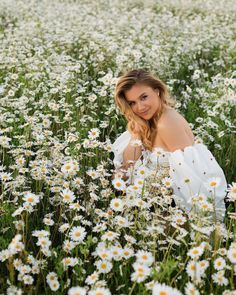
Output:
top-left (112, 130), bottom-right (227, 222)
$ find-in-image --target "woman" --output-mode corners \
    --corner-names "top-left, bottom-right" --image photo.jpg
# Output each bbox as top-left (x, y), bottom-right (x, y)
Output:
top-left (112, 69), bottom-right (227, 222)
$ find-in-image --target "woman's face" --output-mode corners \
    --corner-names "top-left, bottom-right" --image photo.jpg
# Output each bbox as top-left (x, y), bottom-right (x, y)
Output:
top-left (124, 83), bottom-right (161, 120)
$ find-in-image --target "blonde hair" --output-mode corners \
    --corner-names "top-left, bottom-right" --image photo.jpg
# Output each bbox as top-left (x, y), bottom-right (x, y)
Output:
top-left (114, 69), bottom-right (175, 151)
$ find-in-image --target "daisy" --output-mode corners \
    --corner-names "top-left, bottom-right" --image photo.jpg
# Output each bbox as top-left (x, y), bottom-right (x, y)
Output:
top-left (63, 240), bottom-right (76, 253)
top-left (131, 271), bottom-right (148, 283)
top-left (136, 250), bottom-right (154, 266)
top-left (214, 257), bottom-right (226, 270)
top-left (198, 260), bottom-right (209, 272)
top-left (110, 246), bottom-right (123, 261)
top-left (59, 223), bottom-right (70, 233)
top-left (69, 226), bottom-right (87, 243)
top-left (36, 237), bottom-right (52, 249)
top-left (68, 286), bottom-right (87, 295)
top-left (114, 216), bottom-right (130, 228)
top-left (61, 160), bottom-right (79, 176)
top-left (85, 271), bottom-right (99, 285)
top-left (32, 230), bottom-right (50, 238)
top-left (199, 202), bottom-right (213, 212)
top-left (123, 247), bottom-right (134, 259)
top-left (184, 282), bottom-right (200, 295)
top-left (46, 272), bottom-right (58, 285)
top-left (134, 178), bottom-right (145, 187)
top-left (217, 248), bottom-right (227, 256)
top-left (132, 262), bottom-right (151, 276)
top-left (88, 128), bottom-right (100, 140)
top-left (22, 275), bottom-right (34, 285)
top-left (136, 166), bottom-right (147, 178)
top-left (49, 280), bottom-right (60, 291)
top-left (61, 188), bottom-right (75, 204)
top-left (227, 182), bottom-right (236, 197)
top-left (186, 261), bottom-right (202, 282)
top-left (124, 235), bottom-right (136, 244)
top-left (187, 247), bottom-right (204, 260)
top-left (112, 178), bottom-right (126, 191)
top-left (62, 257), bottom-right (78, 269)
top-left (88, 287), bottom-right (111, 295)
top-left (95, 260), bottom-right (112, 274)
top-left (23, 192), bottom-right (40, 206)
top-left (86, 169), bottom-right (100, 180)
top-left (227, 247), bottom-right (236, 263)
top-left (101, 231), bottom-right (119, 242)
top-left (152, 283), bottom-right (183, 295)
top-left (212, 271), bottom-right (229, 286)
top-left (110, 198), bottom-right (124, 212)
top-left (206, 177), bottom-right (221, 190)
top-left (43, 217), bottom-right (54, 226)
top-left (130, 139), bottom-right (142, 147)
top-left (162, 177), bottom-right (173, 188)
top-left (172, 215), bottom-right (187, 226)
top-left (96, 248), bottom-right (112, 261)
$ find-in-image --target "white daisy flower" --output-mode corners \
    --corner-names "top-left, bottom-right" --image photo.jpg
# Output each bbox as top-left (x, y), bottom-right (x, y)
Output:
top-left (136, 250), bottom-right (154, 266)
top-left (62, 257), bottom-right (78, 269)
top-left (101, 231), bottom-right (119, 241)
top-left (152, 283), bottom-right (183, 295)
top-left (46, 272), bottom-right (58, 285)
top-left (23, 192), bottom-right (40, 206)
top-left (206, 177), bottom-right (221, 189)
top-left (130, 139), bottom-right (142, 147)
top-left (110, 246), bottom-right (123, 261)
top-left (69, 226), bottom-right (87, 243)
top-left (162, 177), bottom-right (173, 188)
top-left (227, 247), bottom-right (236, 264)
top-left (112, 178), bottom-right (126, 191)
top-left (88, 128), bottom-right (100, 140)
top-left (23, 275), bottom-right (34, 285)
top-left (214, 257), bottom-right (226, 270)
top-left (95, 260), bottom-right (112, 274)
top-left (187, 247), bottom-right (204, 260)
top-left (85, 271), bottom-right (99, 285)
top-left (123, 247), bottom-right (134, 260)
top-left (49, 280), bottom-right (60, 291)
top-left (68, 286), bottom-right (87, 295)
top-left (184, 282), bottom-right (200, 295)
top-left (88, 287), bottom-right (111, 295)
top-left (212, 271), bottom-right (229, 286)
top-left (61, 188), bottom-right (76, 204)
top-left (110, 198), bottom-right (124, 212)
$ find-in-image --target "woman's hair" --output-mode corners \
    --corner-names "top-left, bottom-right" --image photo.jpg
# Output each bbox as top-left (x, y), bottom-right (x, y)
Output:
top-left (114, 69), bottom-right (175, 150)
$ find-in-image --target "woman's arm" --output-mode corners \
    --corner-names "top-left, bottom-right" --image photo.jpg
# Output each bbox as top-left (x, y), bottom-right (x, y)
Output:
top-left (123, 136), bottom-right (142, 167)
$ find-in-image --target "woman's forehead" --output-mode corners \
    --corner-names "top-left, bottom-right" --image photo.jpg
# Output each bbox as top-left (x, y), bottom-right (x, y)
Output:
top-left (125, 84), bottom-right (152, 101)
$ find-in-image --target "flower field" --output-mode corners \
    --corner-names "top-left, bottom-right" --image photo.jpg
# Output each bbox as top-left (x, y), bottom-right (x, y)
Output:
top-left (0, 0), bottom-right (236, 294)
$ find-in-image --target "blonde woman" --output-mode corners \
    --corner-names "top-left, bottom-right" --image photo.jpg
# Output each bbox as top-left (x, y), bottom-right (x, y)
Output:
top-left (112, 69), bottom-right (227, 222)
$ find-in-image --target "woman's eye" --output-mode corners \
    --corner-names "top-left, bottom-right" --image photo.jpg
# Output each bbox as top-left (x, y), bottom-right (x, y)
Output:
top-left (141, 95), bottom-right (147, 100)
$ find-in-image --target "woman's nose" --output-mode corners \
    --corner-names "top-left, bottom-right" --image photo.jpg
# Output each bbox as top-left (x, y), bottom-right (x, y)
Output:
top-left (136, 102), bottom-right (145, 112)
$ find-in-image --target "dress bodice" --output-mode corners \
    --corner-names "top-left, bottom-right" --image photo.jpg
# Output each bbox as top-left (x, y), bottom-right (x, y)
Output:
top-left (112, 130), bottom-right (227, 222)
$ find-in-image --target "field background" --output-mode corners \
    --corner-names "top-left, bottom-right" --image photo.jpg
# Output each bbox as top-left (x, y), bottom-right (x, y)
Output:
top-left (0, 0), bottom-right (235, 294)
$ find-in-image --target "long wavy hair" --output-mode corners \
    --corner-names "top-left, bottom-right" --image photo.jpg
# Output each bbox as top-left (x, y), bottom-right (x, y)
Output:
top-left (114, 69), bottom-right (175, 151)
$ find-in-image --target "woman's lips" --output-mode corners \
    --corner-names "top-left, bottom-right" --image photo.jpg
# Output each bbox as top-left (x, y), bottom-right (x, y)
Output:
top-left (139, 109), bottom-right (149, 115)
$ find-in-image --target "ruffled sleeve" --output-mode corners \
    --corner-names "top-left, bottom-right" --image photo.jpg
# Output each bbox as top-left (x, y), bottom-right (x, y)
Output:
top-left (169, 143), bottom-right (227, 221)
top-left (112, 131), bottom-right (132, 169)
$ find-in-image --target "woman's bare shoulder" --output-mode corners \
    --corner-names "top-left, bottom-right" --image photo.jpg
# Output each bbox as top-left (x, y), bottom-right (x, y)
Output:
top-left (158, 107), bottom-right (187, 128)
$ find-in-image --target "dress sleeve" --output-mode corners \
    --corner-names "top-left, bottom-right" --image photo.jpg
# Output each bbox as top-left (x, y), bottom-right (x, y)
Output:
top-left (112, 131), bottom-right (132, 169)
top-left (168, 144), bottom-right (227, 222)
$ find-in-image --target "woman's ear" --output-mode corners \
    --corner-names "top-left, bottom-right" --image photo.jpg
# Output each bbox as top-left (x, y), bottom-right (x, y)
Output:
top-left (155, 88), bottom-right (160, 96)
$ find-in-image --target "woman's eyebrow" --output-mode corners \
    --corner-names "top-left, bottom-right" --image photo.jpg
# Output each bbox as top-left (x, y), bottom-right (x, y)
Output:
top-left (127, 92), bottom-right (147, 102)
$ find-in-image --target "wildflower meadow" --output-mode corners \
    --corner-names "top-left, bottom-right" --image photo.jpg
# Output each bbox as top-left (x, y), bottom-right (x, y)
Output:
top-left (0, 0), bottom-right (236, 294)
